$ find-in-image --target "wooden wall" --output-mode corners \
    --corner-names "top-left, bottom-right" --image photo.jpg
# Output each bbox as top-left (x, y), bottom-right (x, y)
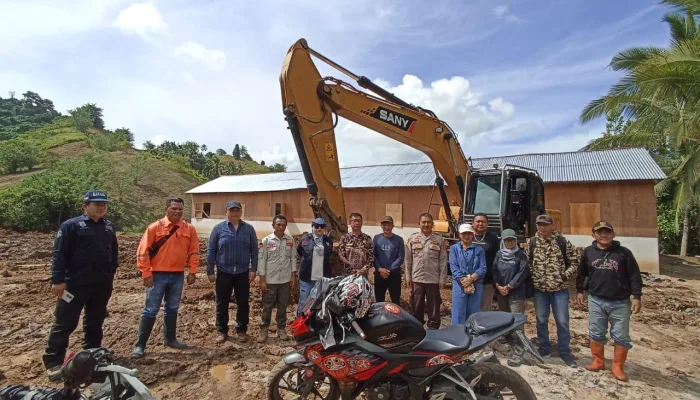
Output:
top-left (544, 181), bottom-right (658, 238)
top-left (190, 180), bottom-right (658, 236)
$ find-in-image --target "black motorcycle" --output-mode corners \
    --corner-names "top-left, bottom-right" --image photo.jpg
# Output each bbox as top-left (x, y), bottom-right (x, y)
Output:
top-left (266, 276), bottom-right (543, 400)
top-left (0, 348), bottom-right (155, 400)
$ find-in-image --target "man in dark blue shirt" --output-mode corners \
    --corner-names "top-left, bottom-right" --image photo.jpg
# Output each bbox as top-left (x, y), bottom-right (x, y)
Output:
top-left (206, 201), bottom-right (258, 343)
top-left (42, 190), bottom-right (119, 381)
top-left (373, 216), bottom-right (404, 304)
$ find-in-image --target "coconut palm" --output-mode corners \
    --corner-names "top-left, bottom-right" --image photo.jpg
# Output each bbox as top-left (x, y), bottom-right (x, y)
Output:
top-left (580, 0), bottom-right (700, 256)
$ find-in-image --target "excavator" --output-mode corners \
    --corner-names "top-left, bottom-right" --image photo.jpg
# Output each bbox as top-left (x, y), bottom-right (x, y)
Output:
top-left (279, 38), bottom-right (549, 243)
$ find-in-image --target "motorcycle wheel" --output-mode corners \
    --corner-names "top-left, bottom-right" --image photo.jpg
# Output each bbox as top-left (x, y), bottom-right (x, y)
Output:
top-left (469, 363), bottom-right (537, 400)
top-left (266, 359), bottom-right (340, 400)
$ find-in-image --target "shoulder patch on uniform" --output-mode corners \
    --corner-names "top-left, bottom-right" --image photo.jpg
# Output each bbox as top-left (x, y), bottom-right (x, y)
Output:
top-left (56, 230), bottom-right (62, 239)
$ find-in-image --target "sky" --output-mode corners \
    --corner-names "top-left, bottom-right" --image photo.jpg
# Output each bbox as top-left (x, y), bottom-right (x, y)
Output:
top-left (0, 0), bottom-right (672, 171)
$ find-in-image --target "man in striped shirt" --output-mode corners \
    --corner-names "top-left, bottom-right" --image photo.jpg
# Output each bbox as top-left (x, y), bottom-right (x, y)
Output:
top-left (207, 201), bottom-right (258, 343)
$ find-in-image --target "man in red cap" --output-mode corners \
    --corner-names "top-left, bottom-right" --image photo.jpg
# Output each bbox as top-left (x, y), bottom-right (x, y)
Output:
top-left (577, 220), bottom-right (643, 382)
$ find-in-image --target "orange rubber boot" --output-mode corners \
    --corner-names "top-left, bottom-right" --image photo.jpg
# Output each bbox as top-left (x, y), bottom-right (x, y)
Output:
top-left (586, 341), bottom-right (606, 372)
top-left (612, 345), bottom-right (629, 382)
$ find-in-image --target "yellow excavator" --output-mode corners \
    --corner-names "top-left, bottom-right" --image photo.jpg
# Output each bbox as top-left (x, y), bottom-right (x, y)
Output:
top-left (280, 38), bottom-right (549, 243)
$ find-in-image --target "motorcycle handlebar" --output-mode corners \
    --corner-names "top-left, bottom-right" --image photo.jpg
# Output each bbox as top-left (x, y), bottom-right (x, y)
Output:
top-left (96, 365), bottom-right (139, 376)
top-left (351, 320), bottom-right (366, 339)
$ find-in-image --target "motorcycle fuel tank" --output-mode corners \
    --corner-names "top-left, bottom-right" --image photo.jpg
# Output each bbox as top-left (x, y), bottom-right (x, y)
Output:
top-left (358, 302), bottom-right (426, 353)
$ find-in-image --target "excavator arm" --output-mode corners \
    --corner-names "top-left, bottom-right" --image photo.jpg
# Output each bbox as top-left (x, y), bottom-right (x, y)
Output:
top-left (280, 38), bottom-right (471, 240)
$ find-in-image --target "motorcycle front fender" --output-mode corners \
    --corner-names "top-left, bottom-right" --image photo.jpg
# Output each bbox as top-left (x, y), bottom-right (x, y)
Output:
top-left (282, 351), bottom-right (308, 366)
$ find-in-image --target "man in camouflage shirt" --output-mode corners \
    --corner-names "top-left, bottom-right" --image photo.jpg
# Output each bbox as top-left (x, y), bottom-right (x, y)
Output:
top-left (338, 213), bottom-right (374, 276)
top-left (525, 214), bottom-right (579, 367)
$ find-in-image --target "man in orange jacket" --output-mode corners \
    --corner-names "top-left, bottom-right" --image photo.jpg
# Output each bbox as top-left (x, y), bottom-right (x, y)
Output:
top-left (132, 197), bottom-right (200, 358)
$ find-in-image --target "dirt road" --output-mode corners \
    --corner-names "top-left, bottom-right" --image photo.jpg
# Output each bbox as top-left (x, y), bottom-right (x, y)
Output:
top-left (0, 229), bottom-right (699, 399)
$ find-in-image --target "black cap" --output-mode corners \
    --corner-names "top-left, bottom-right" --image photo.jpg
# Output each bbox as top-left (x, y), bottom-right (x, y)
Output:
top-left (226, 200), bottom-right (242, 209)
top-left (536, 214), bottom-right (553, 224)
top-left (592, 221), bottom-right (614, 232)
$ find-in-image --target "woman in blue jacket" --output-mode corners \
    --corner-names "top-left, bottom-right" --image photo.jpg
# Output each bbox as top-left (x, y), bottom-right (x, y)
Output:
top-left (449, 223), bottom-right (487, 325)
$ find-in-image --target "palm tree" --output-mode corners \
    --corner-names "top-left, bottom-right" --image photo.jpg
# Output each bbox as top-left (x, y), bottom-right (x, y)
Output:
top-left (580, 0), bottom-right (700, 256)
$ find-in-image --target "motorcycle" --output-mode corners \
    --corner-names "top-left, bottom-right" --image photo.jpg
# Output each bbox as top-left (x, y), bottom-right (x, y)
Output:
top-left (266, 275), bottom-right (544, 400)
top-left (0, 347), bottom-right (155, 400)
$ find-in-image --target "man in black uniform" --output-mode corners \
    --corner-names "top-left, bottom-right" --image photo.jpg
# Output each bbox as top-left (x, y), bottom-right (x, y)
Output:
top-left (42, 190), bottom-right (119, 381)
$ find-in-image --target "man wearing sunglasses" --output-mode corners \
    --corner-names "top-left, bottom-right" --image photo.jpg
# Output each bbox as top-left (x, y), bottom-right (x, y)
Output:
top-left (295, 217), bottom-right (334, 315)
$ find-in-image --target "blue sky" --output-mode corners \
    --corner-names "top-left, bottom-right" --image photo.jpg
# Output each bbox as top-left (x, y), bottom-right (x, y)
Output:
top-left (0, 0), bottom-right (671, 170)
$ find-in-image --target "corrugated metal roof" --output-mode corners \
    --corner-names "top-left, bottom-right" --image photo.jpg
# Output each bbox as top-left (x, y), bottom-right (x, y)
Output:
top-left (470, 148), bottom-right (666, 183)
top-left (186, 148), bottom-right (666, 194)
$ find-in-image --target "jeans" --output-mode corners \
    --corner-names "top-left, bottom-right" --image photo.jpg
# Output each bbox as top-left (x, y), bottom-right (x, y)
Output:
top-left (142, 272), bottom-right (184, 319)
top-left (374, 271), bottom-right (401, 304)
top-left (588, 295), bottom-right (632, 349)
top-left (534, 290), bottom-right (571, 356)
top-left (43, 280), bottom-right (113, 368)
top-left (216, 271), bottom-right (250, 334)
top-left (451, 281), bottom-right (483, 325)
top-left (297, 279), bottom-right (317, 315)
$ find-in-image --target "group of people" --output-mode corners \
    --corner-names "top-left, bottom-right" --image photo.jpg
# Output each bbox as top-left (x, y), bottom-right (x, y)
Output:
top-left (42, 190), bottom-right (644, 386)
top-left (401, 212), bottom-right (643, 382)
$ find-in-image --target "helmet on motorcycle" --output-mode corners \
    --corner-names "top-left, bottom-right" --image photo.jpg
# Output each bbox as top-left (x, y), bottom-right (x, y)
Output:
top-left (335, 274), bottom-right (374, 319)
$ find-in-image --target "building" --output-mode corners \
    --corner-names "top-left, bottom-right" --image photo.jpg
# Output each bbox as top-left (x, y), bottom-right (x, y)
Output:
top-left (186, 148), bottom-right (666, 273)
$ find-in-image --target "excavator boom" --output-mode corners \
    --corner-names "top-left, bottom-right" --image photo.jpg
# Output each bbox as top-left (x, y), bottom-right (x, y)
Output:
top-left (280, 39), bottom-right (472, 240)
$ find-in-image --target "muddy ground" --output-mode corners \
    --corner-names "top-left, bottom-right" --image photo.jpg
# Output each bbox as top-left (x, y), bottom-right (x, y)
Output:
top-left (0, 229), bottom-right (699, 399)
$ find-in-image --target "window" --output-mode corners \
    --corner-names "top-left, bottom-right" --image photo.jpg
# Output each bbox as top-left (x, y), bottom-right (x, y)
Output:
top-left (202, 203), bottom-right (211, 218)
top-left (472, 175), bottom-right (502, 215)
top-left (274, 202), bottom-right (286, 216)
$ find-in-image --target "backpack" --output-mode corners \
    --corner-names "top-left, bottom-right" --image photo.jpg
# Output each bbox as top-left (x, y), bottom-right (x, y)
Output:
top-left (525, 235), bottom-right (569, 298)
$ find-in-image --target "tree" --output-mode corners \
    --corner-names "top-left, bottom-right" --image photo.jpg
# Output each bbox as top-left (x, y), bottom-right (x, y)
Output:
top-left (216, 148), bottom-right (227, 156)
top-left (267, 163), bottom-right (287, 173)
top-left (580, 0), bottom-right (700, 256)
top-left (113, 128), bottom-right (134, 143)
top-left (142, 141), bottom-right (156, 151)
top-left (68, 103), bottom-right (105, 132)
top-left (240, 145), bottom-right (253, 161)
top-left (221, 162), bottom-right (243, 175)
top-left (232, 144), bottom-right (241, 160)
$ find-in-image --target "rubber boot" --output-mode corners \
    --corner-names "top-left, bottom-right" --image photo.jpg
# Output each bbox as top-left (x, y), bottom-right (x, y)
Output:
top-left (612, 345), bottom-right (629, 382)
top-left (163, 314), bottom-right (187, 349)
top-left (132, 316), bottom-right (156, 358)
top-left (586, 341), bottom-right (606, 372)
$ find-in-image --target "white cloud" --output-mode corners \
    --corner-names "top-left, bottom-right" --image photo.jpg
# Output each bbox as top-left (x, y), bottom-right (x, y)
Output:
top-left (174, 41), bottom-right (227, 70)
top-left (255, 146), bottom-right (302, 171)
top-left (151, 134), bottom-right (167, 146)
top-left (493, 5), bottom-right (522, 23)
top-left (182, 71), bottom-right (196, 85)
top-left (114, 2), bottom-right (166, 39)
top-left (335, 74), bottom-right (516, 166)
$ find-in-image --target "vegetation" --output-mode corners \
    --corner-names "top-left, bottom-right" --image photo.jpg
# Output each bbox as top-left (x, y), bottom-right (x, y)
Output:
top-left (0, 90), bottom-right (288, 233)
top-left (0, 91), bottom-right (60, 140)
top-left (580, 0), bottom-right (700, 255)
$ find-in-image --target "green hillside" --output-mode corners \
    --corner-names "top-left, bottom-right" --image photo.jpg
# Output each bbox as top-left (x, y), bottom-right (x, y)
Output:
top-left (0, 92), bottom-right (285, 233)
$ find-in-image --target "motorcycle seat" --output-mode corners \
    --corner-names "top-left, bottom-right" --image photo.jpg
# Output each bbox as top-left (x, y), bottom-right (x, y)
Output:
top-left (413, 324), bottom-right (472, 354)
top-left (467, 311), bottom-right (515, 335)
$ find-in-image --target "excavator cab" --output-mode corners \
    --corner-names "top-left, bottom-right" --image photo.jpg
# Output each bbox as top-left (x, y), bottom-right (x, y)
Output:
top-left (462, 164), bottom-right (546, 241)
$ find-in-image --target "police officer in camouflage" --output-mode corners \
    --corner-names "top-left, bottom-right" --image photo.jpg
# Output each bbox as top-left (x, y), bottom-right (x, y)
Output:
top-left (525, 214), bottom-right (579, 367)
top-left (42, 190), bottom-right (119, 381)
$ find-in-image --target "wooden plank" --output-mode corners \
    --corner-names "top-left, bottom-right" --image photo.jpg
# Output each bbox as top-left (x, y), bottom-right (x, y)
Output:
top-left (385, 203), bottom-right (403, 227)
top-left (569, 203), bottom-right (601, 234)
